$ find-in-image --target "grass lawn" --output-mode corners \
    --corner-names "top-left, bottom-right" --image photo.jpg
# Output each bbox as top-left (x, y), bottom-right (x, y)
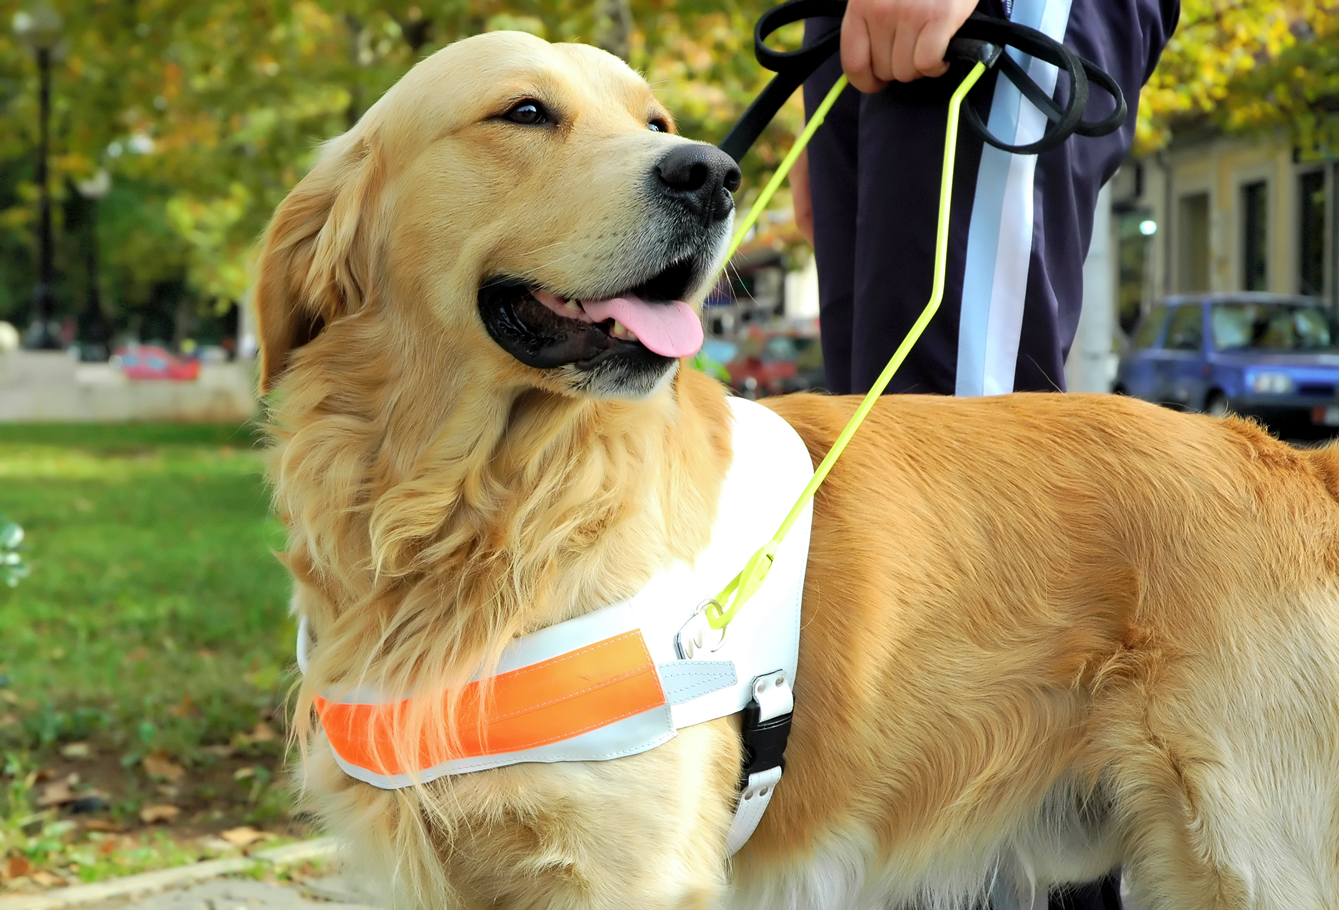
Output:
top-left (0, 422), bottom-right (309, 892)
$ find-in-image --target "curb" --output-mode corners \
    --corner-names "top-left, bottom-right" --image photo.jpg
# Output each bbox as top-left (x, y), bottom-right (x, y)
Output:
top-left (0, 839), bottom-right (340, 910)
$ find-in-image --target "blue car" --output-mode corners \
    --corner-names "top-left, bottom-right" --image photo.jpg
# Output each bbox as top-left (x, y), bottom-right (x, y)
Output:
top-left (1115, 294), bottom-right (1339, 437)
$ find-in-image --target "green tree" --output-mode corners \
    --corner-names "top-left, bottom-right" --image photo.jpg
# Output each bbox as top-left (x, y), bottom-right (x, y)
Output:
top-left (1, 0), bottom-right (800, 338)
top-left (1138, 1), bottom-right (1339, 155)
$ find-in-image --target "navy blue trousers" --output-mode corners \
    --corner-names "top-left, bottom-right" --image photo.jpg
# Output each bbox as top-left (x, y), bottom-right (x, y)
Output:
top-left (804, 0), bottom-right (1178, 396)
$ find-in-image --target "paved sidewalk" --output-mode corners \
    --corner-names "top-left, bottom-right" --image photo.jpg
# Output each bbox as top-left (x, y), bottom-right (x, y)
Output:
top-left (82, 874), bottom-right (380, 910)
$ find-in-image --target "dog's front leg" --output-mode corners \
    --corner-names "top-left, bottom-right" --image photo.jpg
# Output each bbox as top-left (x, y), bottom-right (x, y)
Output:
top-left (305, 720), bottom-right (742, 910)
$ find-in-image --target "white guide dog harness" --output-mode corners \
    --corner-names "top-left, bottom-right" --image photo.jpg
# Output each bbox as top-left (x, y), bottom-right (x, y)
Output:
top-left (297, 396), bottom-right (814, 854)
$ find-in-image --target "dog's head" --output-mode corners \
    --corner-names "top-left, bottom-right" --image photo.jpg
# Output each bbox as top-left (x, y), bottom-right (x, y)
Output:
top-left (255, 31), bottom-right (740, 401)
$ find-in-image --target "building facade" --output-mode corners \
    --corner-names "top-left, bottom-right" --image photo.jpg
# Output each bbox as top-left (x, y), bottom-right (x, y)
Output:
top-left (1116, 134), bottom-right (1337, 328)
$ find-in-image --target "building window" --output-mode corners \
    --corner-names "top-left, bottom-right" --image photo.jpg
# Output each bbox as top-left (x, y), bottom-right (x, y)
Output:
top-left (1242, 180), bottom-right (1268, 291)
top-left (1299, 170), bottom-right (1326, 298)
top-left (1178, 193), bottom-right (1210, 293)
top-left (1117, 211), bottom-right (1155, 334)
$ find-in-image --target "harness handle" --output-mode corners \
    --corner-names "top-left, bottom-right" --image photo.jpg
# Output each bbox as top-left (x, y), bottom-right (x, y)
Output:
top-left (716, 0), bottom-right (1127, 164)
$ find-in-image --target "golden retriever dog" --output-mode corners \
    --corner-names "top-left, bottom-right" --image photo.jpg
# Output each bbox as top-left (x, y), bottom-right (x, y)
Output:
top-left (255, 30), bottom-right (1339, 910)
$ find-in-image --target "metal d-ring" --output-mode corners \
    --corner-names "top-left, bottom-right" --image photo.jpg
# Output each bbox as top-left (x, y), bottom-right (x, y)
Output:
top-left (675, 600), bottom-right (729, 660)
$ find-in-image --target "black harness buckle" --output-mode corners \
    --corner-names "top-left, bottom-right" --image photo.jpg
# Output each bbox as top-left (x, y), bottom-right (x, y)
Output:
top-left (740, 697), bottom-right (793, 786)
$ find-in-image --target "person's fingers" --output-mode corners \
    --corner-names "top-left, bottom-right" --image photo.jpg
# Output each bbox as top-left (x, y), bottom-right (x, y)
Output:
top-left (845, 0), bottom-right (976, 88)
top-left (913, 15), bottom-right (954, 78)
top-left (889, 17), bottom-right (922, 83)
top-left (840, 5), bottom-right (887, 93)
top-left (790, 148), bottom-right (814, 247)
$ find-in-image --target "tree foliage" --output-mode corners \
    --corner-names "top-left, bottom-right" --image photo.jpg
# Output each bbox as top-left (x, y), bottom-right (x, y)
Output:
top-left (1138, 1), bottom-right (1339, 155)
top-left (0, 0), bottom-right (800, 336)
top-left (16, 0), bottom-right (1327, 335)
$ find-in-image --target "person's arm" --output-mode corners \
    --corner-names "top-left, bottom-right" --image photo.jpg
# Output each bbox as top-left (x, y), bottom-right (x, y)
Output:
top-left (791, 148), bottom-right (814, 246)
top-left (840, 0), bottom-right (979, 92)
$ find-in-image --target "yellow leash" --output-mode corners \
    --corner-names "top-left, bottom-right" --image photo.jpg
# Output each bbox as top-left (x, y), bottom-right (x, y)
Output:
top-left (706, 61), bottom-right (988, 633)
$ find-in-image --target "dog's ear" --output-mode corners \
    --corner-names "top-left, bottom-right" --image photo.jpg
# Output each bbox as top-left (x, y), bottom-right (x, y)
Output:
top-left (254, 136), bottom-right (381, 393)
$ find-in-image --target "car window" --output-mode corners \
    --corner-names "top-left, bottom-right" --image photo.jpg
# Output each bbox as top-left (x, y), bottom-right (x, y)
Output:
top-left (1132, 308), bottom-right (1171, 349)
top-left (1211, 302), bottom-right (1336, 351)
top-left (1166, 305), bottom-right (1203, 351)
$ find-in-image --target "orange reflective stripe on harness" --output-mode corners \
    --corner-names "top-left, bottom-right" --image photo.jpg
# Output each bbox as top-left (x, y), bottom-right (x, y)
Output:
top-left (313, 631), bottom-right (666, 777)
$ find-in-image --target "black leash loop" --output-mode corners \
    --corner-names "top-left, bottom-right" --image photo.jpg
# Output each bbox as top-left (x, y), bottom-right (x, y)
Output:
top-left (716, 0), bottom-right (1127, 164)
top-left (718, 0), bottom-right (846, 164)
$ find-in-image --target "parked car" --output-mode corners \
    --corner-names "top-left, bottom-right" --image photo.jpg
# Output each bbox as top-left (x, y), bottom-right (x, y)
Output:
top-left (112, 345), bottom-right (201, 381)
top-left (1116, 294), bottom-right (1339, 436)
top-left (726, 328), bottom-right (825, 398)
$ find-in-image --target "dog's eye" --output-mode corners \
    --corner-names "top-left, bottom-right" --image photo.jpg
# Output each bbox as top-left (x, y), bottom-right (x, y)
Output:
top-left (649, 118), bottom-right (669, 133)
top-left (503, 100), bottom-right (549, 126)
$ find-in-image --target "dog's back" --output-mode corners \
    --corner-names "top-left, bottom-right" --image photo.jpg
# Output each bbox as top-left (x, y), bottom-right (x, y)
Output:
top-left (736, 390), bottom-right (1339, 909)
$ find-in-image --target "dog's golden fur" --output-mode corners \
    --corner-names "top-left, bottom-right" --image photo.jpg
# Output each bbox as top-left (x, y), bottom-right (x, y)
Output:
top-left (257, 30), bottom-right (1339, 910)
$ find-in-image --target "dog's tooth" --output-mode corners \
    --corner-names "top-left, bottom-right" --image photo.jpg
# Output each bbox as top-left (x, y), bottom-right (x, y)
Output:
top-left (564, 300), bottom-right (582, 313)
top-left (613, 320), bottom-right (629, 338)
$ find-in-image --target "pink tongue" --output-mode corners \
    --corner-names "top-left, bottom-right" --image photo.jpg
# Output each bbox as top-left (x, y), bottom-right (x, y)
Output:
top-left (581, 296), bottom-right (703, 358)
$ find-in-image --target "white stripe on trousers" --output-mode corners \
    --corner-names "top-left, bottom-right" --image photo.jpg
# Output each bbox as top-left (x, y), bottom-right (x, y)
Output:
top-left (955, 0), bottom-right (1074, 397)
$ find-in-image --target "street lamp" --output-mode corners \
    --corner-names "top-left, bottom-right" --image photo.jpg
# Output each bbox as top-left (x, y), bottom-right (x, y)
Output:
top-left (12, 4), bottom-right (65, 350)
top-left (75, 170), bottom-right (111, 360)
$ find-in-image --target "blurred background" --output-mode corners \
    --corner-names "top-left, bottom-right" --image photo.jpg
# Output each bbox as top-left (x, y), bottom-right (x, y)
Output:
top-left (0, 0), bottom-right (1337, 897)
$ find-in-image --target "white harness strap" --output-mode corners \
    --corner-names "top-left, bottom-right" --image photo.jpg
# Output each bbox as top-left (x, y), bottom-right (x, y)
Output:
top-left (725, 669), bottom-right (795, 853)
top-left (298, 396), bottom-right (814, 854)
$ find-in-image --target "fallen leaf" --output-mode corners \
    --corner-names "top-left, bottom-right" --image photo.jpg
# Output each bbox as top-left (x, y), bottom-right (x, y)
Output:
top-left (138, 804), bottom-right (180, 825)
top-left (3, 856), bottom-right (31, 880)
top-left (201, 744), bottom-right (236, 758)
top-left (142, 752), bottom-right (186, 783)
top-left (167, 694), bottom-right (194, 717)
top-left (237, 721), bottom-right (277, 745)
top-left (60, 742), bottom-right (91, 760)
top-left (232, 766), bottom-right (257, 781)
top-left (219, 826), bottom-right (270, 847)
top-left (36, 779), bottom-right (76, 807)
top-left (0, 690), bottom-right (17, 705)
top-left (84, 819), bottom-right (122, 833)
top-left (33, 768), bottom-right (56, 783)
top-left (31, 871), bottom-right (64, 887)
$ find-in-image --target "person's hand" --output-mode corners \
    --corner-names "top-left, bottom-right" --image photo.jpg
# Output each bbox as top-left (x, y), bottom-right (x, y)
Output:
top-left (840, 0), bottom-right (979, 93)
top-left (790, 148), bottom-right (814, 246)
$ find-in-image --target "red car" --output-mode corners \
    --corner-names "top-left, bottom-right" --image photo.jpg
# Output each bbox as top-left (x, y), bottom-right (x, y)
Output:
top-left (726, 330), bottom-right (824, 399)
top-left (113, 345), bottom-right (201, 381)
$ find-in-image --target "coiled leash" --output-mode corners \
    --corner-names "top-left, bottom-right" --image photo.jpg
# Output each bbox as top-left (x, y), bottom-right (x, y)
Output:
top-left (698, 0), bottom-right (1128, 639)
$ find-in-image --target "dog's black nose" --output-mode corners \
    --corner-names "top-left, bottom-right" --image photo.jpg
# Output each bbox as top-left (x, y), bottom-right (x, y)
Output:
top-left (655, 144), bottom-right (741, 224)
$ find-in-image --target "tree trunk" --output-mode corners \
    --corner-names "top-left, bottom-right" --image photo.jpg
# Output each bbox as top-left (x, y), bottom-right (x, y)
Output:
top-left (594, 0), bottom-right (633, 61)
top-left (345, 13), bottom-right (364, 128)
top-left (395, 13), bottom-right (433, 53)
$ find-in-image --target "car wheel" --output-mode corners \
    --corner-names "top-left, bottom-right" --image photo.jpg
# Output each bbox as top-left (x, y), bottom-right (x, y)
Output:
top-left (1204, 392), bottom-right (1230, 417)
